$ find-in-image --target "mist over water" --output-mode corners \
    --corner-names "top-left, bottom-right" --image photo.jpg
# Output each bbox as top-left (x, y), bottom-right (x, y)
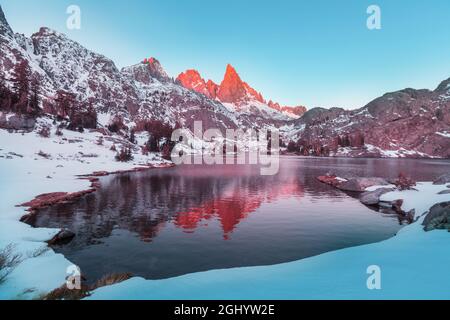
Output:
top-left (29, 157), bottom-right (450, 283)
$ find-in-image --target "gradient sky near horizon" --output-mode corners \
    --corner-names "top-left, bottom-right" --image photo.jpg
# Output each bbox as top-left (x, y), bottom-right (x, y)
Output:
top-left (2, 0), bottom-right (450, 109)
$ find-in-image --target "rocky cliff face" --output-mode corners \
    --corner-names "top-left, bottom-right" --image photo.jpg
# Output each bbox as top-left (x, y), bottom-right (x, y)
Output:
top-left (288, 82), bottom-right (450, 158)
top-left (0, 6), bottom-right (243, 133)
top-left (176, 64), bottom-right (307, 119)
top-left (216, 64), bottom-right (264, 105)
top-left (177, 69), bottom-right (217, 99)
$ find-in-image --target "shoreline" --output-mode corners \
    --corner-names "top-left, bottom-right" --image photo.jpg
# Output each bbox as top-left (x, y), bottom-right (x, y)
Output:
top-left (19, 162), bottom-right (175, 224)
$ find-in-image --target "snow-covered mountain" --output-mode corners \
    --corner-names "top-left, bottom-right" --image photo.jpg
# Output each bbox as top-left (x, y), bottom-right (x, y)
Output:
top-left (286, 81), bottom-right (450, 158)
top-left (0, 6), bottom-right (264, 133)
top-left (177, 64), bottom-right (307, 120)
top-left (1, 5), bottom-right (449, 158)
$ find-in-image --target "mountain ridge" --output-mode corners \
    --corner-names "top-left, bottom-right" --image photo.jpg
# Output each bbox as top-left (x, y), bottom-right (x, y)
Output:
top-left (0, 5), bottom-right (449, 158)
top-left (177, 64), bottom-right (307, 118)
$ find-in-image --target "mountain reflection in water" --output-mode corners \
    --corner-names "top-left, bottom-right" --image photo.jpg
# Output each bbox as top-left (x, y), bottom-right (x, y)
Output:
top-left (28, 157), bottom-right (450, 283)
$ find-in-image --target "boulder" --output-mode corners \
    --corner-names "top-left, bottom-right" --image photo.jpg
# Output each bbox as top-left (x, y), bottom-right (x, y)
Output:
top-left (48, 229), bottom-right (75, 245)
top-left (422, 202), bottom-right (450, 232)
top-left (360, 187), bottom-right (395, 206)
top-left (438, 189), bottom-right (450, 195)
top-left (317, 175), bottom-right (344, 187)
top-left (433, 173), bottom-right (450, 185)
top-left (338, 177), bottom-right (389, 192)
top-left (0, 112), bottom-right (36, 131)
top-left (391, 199), bottom-right (404, 214)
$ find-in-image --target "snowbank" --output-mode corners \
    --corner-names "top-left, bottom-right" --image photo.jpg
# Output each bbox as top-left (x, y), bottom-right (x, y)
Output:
top-left (0, 123), bottom-right (168, 299)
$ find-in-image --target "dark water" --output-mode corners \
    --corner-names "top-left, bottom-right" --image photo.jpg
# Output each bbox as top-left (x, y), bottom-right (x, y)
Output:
top-left (29, 157), bottom-right (450, 283)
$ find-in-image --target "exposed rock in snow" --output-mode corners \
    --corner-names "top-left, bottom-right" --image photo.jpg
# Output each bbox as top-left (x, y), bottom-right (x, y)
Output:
top-left (0, 112), bottom-right (36, 130)
top-left (359, 187), bottom-right (395, 206)
top-left (48, 229), bottom-right (75, 245)
top-left (338, 177), bottom-right (390, 192)
top-left (422, 201), bottom-right (450, 232)
top-left (433, 173), bottom-right (450, 185)
top-left (317, 174), bottom-right (389, 193)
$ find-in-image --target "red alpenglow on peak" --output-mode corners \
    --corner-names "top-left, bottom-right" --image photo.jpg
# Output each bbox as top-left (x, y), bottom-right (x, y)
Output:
top-left (177, 69), bottom-right (219, 99)
top-left (217, 64), bottom-right (248, 104)
top-left (268, 100), bottom-right (307, 116)
top-left (176, 63), bottom-right (306, 116)
top-left (206, 79), bottom-right (219, 99)
top-left (216, 64), bottom-right (265, 105)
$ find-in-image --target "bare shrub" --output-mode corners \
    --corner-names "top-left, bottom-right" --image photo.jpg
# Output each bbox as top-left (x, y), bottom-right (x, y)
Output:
top-left (107, 117), bottom-right (127, 134)
top-left (37, 150), bottom-right (51, 159)
top-left (395, 172), bottom-right (416, 191)
top-left (42, 284), bottom-right (90, 301)
top-left (28, 246), bottom-right (50, 258)
top-left (141, 144), bottom-right (150, 156)
top-left (93, 273), bottom-right (132, 289)
top-left (38, 126), bottom-right (50, 138)
top-left (42, 272), bottom-right (132, 300)
top-left (55, 127), bottom-right (63, 136)
top-left (115, 147), bottom-right (133, 162)
top-left (0, 244), bottom-right (22, 285)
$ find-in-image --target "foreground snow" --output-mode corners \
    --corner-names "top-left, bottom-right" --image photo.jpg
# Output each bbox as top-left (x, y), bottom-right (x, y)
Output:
top-left (88, 183), bottom-right (450, 300)
top-left (0, 123), bottom-right (168, 299)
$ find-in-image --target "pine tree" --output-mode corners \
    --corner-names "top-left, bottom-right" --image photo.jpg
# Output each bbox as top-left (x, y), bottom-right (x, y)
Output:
top-left (29, 75), bottom-right (41, 116)
top-left (55, 90), bottom-right (75, 119)
top-left (0, 76), bottom-right (12, 111)
top-left (129, 128), bottom-right (136, 144)
top-left (11, 60), bottom-right (31, 113)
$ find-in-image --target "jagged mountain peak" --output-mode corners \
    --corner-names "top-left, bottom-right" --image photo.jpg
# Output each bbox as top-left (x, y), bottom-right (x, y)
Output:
top-left (178, 69), bottom-right (203, 84)
top-left (31, 26), bottom-right (76, 43)
top-left (0, 5), bottom-right (13, 37)
top-left (217, 64), bottom-right (248, 104)
top-left (224, 64), bottom-right (239, 78)
top-left (435, 77), bottom-right (450, 94)
top-left (177, 69), bottom-right (219, 99)
top-left (176, 63), bottom-right (306, 118)
top-left (139, 57), bottom-right (170, 82)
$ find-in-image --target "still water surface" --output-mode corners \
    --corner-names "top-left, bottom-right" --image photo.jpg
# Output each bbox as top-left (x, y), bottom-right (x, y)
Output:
top-left (30, 157), bottom-right (450, 283)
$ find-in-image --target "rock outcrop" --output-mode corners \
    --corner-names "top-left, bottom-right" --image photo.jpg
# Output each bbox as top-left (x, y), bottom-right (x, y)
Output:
top-left (317, 175), bottom-right (390, 192)
top-left (433, 173), bottom-right (450, 185)
top-left (360, 187), bottom-right (395, 206)
top-left (0, 112), bottom-right (36, 131)
top-left (423, 202), bottom-right (450, 232)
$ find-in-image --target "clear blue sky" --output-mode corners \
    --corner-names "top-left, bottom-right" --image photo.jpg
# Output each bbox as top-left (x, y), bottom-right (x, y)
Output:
top-left (2, 0), bottom-right (450, 109)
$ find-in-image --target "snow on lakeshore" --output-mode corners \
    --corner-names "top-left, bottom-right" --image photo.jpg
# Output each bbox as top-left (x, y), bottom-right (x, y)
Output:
top-left (88, 184), bottom-right (450, 300)
top-left (380, 182), bottom-right (449, 220)
top-left (0, 124), bottom-right (168, 300)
